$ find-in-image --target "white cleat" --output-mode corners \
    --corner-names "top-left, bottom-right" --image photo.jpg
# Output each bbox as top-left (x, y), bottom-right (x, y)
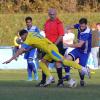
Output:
top-left (44, 76), bottom-right (54, 87)
top-left (81, 67), bottom-right (91, 78)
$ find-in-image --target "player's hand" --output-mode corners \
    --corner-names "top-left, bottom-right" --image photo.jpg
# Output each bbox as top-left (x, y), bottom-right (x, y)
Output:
top-left (2, 59), bottom-right (11, 64)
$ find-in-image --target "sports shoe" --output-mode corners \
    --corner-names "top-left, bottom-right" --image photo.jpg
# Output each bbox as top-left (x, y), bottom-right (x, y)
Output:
top-left (44, 76), bottom-right (54, 87)
top-left (27, 77), bottom-right (33, 81)
top-left (36, 80), bottom-right (46, 87)
top-left (80, 80), bottom-right (86, 87)
top-left (81, 67), bottom-right (91, 78)
top-left (57, 79), bottom-right (64, 87)
top-left (51, 78), bottom-right (55, 83)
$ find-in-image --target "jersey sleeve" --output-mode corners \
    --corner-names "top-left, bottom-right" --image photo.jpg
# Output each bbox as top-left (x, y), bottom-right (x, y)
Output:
top-left (35, 26), bottom-right (40, 33)
top-left (74, 24), bottom-right (80, 29)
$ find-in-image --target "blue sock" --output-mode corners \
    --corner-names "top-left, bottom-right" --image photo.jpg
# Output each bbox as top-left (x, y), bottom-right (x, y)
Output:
top-left (63, 66), bottom-right (70, 80)
top-left (64, 66), bottom-right (70, 73)
top-left (27, 64), bottom-right (33, 80)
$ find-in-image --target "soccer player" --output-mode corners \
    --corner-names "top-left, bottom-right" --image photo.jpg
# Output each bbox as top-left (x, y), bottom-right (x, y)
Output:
top-left (63, 18), bottom-right (92, 86)
top-left (24, 16), bottom-right (40, 81)
top-left (38, 8), bottom-right (65, 87)
top-left (3, 29), bottom-right (90, 86)
top-left (13, 31), bottom-right (21, 60)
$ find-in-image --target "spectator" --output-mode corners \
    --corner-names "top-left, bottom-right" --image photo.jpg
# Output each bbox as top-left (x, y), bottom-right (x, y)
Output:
top-left (96, 23), bottom-right (100, 67)
top-left (62, 26), bottom-right (75, 80)
top-left (91, 23), bottom-right (99, 69)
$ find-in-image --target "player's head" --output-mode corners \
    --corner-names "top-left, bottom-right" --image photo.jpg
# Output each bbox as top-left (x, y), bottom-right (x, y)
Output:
top-left (96, 23), bottom-right (100, 31)
top-left (79, 18), bottom-right (87, 31)
top-left (65, 25), bottom-right (72, 34)
top-left (19, 29), bottom-right (28, 41)
top-left (25, 16), bottom-right (32, 28)
top-left (48, 8), bottom-right (57, 20)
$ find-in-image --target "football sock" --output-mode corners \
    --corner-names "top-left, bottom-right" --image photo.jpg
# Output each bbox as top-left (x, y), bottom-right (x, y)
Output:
top-left (79, 72), bottom-right (84, 80)
top-left (64, 66), bottom-right (70, 73)
top-left (56, 67), bottom-right (62, 80)
top-left (39, 61), bottom-right (52, 77)
top-left (42, 71), bottom-right (46, 82)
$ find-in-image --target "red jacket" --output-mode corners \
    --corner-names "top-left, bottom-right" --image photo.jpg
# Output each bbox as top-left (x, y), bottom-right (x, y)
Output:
top-left (44, 18), bottom-right (64, 43)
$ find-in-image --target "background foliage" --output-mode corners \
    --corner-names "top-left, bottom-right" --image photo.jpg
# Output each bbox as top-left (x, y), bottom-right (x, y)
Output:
top-left (0, 0), bottom-right (100, 13)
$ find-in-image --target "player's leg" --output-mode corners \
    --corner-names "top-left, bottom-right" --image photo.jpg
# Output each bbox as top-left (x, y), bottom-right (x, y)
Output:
top-left (28, 49), bottom-right (39, 80)
top-left (62, 55), bottom-right (73, 81)
top-left (39, 57), bottom-right (54, 86)
top-left (49, 49), bottom-right (81, 70)
top-left (62, 49), bottom-right (79, 81)
top-left (24, 52), bottom-right (33, 81)
top-left (56, 42), bottom-right (66, 87)
top-left (36, 51), bottom-right (47, 86)
top-left (79, 53), bottom-right (90, 86)
top-left (49, 46), bottom-right (90, 77)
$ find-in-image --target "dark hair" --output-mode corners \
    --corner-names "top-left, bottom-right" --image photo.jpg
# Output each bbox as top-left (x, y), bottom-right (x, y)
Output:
top-left (96, 23), bottom-right (100, 25)
top-left (19, 29), bottom-right (28, 36)
top-left (79, 18), bottom-right (87, 24)
top-left (25, 16), bottom-right (32, 21)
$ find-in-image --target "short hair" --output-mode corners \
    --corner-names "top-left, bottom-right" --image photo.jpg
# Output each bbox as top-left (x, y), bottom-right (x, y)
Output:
top-left (79, 18), bottom-right (87, 24)
top-left (96, 23), bottom-right (100, 26)
top-left (19, 29), bottom-right (28, 36)
top-left (25, 16), bottom-right (32, 21)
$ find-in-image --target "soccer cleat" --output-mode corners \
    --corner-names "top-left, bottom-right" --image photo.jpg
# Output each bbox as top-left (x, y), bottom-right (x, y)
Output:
top-left (36, 80), bottom-right (46, 87)
top-left (44, 76), bottom-right (54, 87)
top-left (27, 77), bottom-right (33, 81)
top-left (81, 67), bottom-right (91, 78)
top-left (57, 79), bottom-right (64, 87)
top-left (80, 80), bottom-right (86, 87)
top-left (51, 78), bottom-right (55, 83)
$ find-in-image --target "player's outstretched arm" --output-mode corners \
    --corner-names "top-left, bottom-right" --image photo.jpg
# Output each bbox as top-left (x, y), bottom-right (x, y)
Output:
top-left (3, 48), bottom-right (25, 64)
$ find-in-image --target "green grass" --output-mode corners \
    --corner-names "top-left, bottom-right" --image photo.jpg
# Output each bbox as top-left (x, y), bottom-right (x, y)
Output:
top-left (0, 12), bottom-right (100, 45)
top-left (0, 70), bottom-right (100, 100)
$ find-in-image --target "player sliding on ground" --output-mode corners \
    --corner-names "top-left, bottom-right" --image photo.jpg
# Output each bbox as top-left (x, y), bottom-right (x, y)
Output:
top-left (3, 29), bottom-right (90, 87)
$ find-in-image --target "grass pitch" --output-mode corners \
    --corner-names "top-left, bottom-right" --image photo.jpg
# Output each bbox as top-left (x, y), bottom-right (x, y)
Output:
top-left (0, 70), bottom-right (100, 100)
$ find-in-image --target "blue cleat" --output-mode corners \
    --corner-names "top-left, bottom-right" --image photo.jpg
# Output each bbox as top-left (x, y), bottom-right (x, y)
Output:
top-left (27, 77), bottom-right (33, 81)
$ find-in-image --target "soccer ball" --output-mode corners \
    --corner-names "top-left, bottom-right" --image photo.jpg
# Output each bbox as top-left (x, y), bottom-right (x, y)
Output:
top-left (67, 78), bottom-right (77, 88)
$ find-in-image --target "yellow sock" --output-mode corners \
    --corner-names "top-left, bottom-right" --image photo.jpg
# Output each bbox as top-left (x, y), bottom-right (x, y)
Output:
top-left (39, 61), bottom-right (52, 77)
top-left (63, 58), bottom-right (82, 70)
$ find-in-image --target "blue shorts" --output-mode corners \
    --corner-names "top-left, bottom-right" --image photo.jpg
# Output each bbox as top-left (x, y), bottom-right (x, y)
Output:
top-left (21, 43), bottom-right (37, 59)
top-left (68, 48), bottom-right (89, 67)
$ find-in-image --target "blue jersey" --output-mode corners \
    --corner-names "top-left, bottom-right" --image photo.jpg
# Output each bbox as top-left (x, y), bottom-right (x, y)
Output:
top-left (24, 25), bottom-right (40, 50)
top-left (74, 24), bottom-right (92, 54)
top-left (25, 26), bottom-right (40, 33)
